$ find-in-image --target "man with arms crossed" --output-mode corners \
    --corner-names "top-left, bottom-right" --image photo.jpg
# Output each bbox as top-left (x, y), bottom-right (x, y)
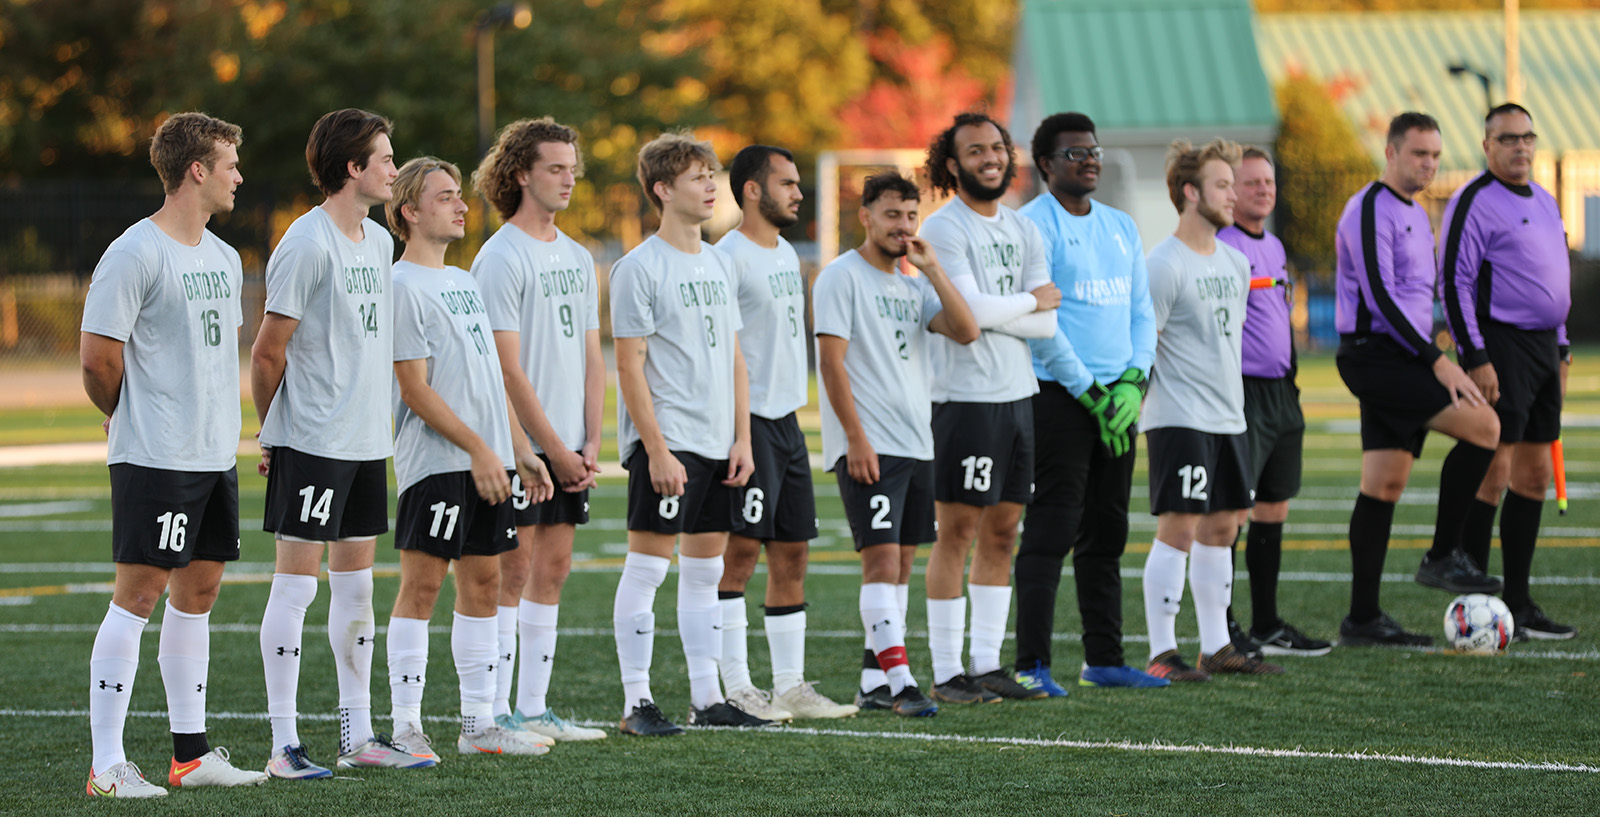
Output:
top-left (814, 172), bottom-right (979, 717)
top-left (82, 111), bottom-right (267, 797)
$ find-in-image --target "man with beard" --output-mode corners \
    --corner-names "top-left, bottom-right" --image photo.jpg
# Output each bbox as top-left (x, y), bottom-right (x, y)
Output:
top-left (916, 113), bottom-right (1060, 705)
top-left (1141, 139), bottom-right (1283, 681)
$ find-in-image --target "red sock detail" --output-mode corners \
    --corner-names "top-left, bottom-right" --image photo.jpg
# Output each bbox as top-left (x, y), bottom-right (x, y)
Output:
top-left (875, 646), bottom-right (909, 670)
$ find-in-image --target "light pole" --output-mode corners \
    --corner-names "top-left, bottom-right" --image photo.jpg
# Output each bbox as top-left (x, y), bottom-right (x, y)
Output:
top-left (475, 3), bottom-right (532, 237)
top-left (1448, 62), bottom-right (1495, 114)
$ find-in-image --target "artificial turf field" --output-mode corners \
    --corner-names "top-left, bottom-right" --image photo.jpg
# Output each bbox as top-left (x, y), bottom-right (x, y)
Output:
top-left (1, 352), bottom-right (1599, 815)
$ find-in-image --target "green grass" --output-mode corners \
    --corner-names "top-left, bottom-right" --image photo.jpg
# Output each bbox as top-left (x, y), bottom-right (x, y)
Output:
top-left (2, 352), bottom-right (1600, 814)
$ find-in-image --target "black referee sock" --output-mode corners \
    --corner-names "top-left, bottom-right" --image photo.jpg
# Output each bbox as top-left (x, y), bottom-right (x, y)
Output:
top-left (1224, 528), bottom-right (1240, 627)
top-left (1499, 492), bottom-right (1544, 611)
top-left (1462, 498), bottom-right (1500, 572)
top-left (1349, 493), bottom-right (1395, 623)
top-left (172, 731), bottom-right (210, 764)
top-left (1245, 521), bottom-right (1284, 633)
top-left (1427, 442), bottom-right (1498, 560)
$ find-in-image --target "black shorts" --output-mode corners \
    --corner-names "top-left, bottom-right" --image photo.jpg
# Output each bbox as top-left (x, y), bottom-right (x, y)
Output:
top-left (739, 414), bottom-right (819, 542)
top-left (1336, 334), bottom-right (1451, 457)
top-left (625, 449), bottom-right (740, 535)
top-left (395, 471), bottom-right (518, 559)
top-left (1146, 428), bottom-right (1254, 515)
top-left (110, 464), bottom-right (241, 568)
top-left (1243, 375), bottom-right (1305, 503)
top-left (834, 454), bottom-right (937, 551)
top-left (262, 448), bottom-right (389, 541)
top-left (932, 399), bottom-right (1035, 506)
top-left (1483, 322), bottom-right (1562, 444)
top-left (512, 453), bottom-right (591, 527)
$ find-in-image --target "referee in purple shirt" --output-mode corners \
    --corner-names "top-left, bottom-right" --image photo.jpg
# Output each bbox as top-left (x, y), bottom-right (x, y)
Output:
top-left (1438, 103), bottom-right (1576, 640)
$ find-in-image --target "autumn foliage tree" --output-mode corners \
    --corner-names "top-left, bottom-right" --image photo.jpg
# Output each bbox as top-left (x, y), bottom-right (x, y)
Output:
top-left (1274, 71), bottom-right (1377, 280)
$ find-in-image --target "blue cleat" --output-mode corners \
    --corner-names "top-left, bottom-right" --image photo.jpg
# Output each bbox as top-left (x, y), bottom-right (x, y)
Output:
top-left (1078, 663), bottom-right (1171, 688)
top-left (1014, 660), bottom-right (1070, 697)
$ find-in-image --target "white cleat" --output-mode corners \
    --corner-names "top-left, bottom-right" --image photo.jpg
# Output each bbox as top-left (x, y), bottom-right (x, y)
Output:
top-left (264, 743), bottom-right (332, 779)
top-left (86, 761), bottom-right (167, 798)
top-left (392, 724), bottom-right (441, 765)
top-left (510, 709), bottom-right (607, 742)
top-left (726, 685), bottom-right (794, 722)
top-left (169, 747), bottom-right (268, 787)
top-left (457, 725), bottom-right (550, 756)
top-left (776, 681), bottom-right (862, 719)
top-left (336, 734), bottom-right (438, 769)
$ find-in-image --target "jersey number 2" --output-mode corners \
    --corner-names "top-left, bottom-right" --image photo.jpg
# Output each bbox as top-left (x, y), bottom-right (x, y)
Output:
top-left (1178, 465), bottom-right (1209, 501)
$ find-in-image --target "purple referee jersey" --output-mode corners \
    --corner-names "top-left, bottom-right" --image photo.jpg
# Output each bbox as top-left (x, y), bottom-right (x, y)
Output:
top-left (1219, 225), bottom-right (1292, 379)
top-left (1438, 171), bottom-right (1571, 369)
top-left (1334, 181), bottom-right (1441, 363)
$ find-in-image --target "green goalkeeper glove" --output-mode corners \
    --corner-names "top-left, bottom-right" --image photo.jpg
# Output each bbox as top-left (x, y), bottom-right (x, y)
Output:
top-left (1106, 367), bottom-right (1148, 436)
top-left (1076, 382), bottom-right (1127, 456)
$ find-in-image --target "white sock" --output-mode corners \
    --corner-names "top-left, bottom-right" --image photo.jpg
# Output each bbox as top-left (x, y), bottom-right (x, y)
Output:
top-left (158, 601), bottom-right (209, 736)
top-left (387, 616), bottom-right (430, 732)
top-left (677, 555), bottom-right (725, 709)
top-left (453, 611), bottom-right (497, 736)
top-left (927, 596), bottom-right (966, 685)
top-left (718, 594), bottom-right (753, 692)
top-left (89, 602), bottom-right (146, 771)
top-left (1190, 543), bottom-right (1235, 656)
top-left (764, 609), bottom-right (806, 695)
top-left (1144, 540), bottom-right (1189, 659)
top-left (328, 568), bottom-right (375, 753)
top-left (260, 573), bottom-right (316, 750)
top-left (493, 604), bottom-right (518, 718)
top-left (515, 600), bottom-right (558, 717)
top-left (895, 582), bottom-right (910, 628)
top-left (861, 582), bottom-right (915, 694)
top-left (967, 584), bottom-right (1011, 676)
top-left (614, 552), bottom-right (669, 715)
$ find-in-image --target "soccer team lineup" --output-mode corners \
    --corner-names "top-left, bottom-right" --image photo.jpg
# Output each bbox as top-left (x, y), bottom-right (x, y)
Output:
top-left (23, 98), bottom-right (1598, 809)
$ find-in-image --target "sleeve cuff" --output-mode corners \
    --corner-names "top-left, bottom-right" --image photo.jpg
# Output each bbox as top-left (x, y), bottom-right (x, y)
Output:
top-left (1457, 347), bottom-right (1490, 369)
top-left (1560, 345), bottom-right (1572, 364)
top-left (1417, 343), bottom-right (1444, 366)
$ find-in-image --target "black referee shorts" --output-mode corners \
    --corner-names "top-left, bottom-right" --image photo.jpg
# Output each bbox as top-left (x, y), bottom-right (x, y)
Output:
top-left (1482, 321), bottom-right (1562, 444)
top-left (1336, 334), bottom-right (1451, 458)
top-left (1243, 375), bottom-right (1304, 503)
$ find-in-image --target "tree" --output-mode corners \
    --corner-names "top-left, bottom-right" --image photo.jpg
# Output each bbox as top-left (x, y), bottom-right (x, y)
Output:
top-left (1274, 71), bottom-right (1376, 280)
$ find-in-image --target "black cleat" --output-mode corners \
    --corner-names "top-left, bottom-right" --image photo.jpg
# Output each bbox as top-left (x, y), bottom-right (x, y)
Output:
top-left (1227, 618), bottom-right (1265, 660)
top-left (973, 667), bottom-right (1048, 700)
top-left (1415, 549), bottom-right (1503, 594)
top-left (620, 699), bottom-right (685, 737)
top-left (930, 673), bottom-right (1000, 704)
top-left (891, 685), bottom-right (938, 717)
top-left (687, 701), bottom-right (776, 728)
top-left (854, 685), bottom-right (894, 711)
top-left (1338, 612), bottom-right (1433, 647)
top-left (1250, 620), bottom-right (1334, 657)
top-left (1511, 603), bottom-right (1577, 641)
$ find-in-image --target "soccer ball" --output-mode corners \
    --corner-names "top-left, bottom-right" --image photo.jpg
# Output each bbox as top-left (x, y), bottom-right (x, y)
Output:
top-left (1443, 594), bottom-right (1515, 654)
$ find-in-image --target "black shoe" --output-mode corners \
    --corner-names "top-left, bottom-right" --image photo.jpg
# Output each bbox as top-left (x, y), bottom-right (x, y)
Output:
top-left (1250, 620), bottom-right (1333, 657)
top-left (891, 685), bottom-right (938, 717)
top-left (687, 701), bottom-right (776, 728)
top-left (1227, 618), bottom-right (1264, 660)
top-left (854, 684), bottom-right (894, 710)
top-left (1415, 549), bottom-right (1504, 594)
top-left (930, 673), bottom-right (1000, 704)
top-left (973, 667), bottom-right (1048, 700)
top-left (1511, 603), bottom-right (1577, 641)
top-left (620, 699), bottom-right (685, 736)
top-left (1338, 612), bottom-right (1433, 647)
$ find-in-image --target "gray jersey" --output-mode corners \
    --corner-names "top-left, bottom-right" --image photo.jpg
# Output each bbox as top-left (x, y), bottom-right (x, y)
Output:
top-left (258, 206), bottom-right (395, 460)
top-left (391, 261), bottom-right (513, 494)
top-left (80, 219), bottom-right (243, 471)
top-left (1142, 236), bottom-right (1250, 435)
top-left (813, 250), bottom-right (943, 468)
top-left (715, 229), bottom-right (807, 420)
top-left (609, 235), bottom-right (744, 464)
top-left (920, 197), bottom-right (1049, 403)
top-left (473, 224), bottom-right (599, 453)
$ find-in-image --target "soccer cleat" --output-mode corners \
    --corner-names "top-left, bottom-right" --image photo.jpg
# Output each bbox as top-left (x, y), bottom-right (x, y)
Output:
top-left (687, 701), bottom-right (777, 728)
top-left (490, 713), bottom-right (557, 746)
top-left (458, 725), bottom-right (550, 756)
top-left (1146, 649), bottom-right (1211, 682)
top-left (1017, 660), bottom-right (1070, 697)
top-left (1510, 604), bottom-right (1577, 641)
top-left (336, 733), bottom-right (438, 769)
top-left (1199, 643), bottom-right (1286, 675)
top-left (973, 667), bottom-right (1048, 700)
top-left (1415, 549), bottom-right (1504, 594)
top-left (1227, 618), bottom-right (1265, 660)
top-left (264, 744), bottom-right (332, 779)
top-left (891, 685), bottom-right (939, 717)
top-left (1338, 612), bottom-right (1433, 647)
top-left (1079, 663), bottom-right (1171, 688)
top-left (503, 709), bottom-right (606, 741)
top-left (392, 723), bottom-right (441, 764)
top-left (775, 681), bottom-right (860, 719)
top-left (931, 673), bottom-right (1001, 704)
top-left (854, 684), bottom-right (895, 711)
top-left (87, 761), bottom-right (167, 798)
top-left (169, 747), bottom-right (267, 787)
top-left (620, 699), bottom-right (686, 737)
top-left (1250, 620), bottom-right (1334, 657)
top-left (725, 686), bottom-right (795, 722)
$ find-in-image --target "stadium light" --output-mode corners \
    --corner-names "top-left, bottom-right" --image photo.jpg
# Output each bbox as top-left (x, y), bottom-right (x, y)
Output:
top-left (474, 3), bottom-right (533, 238)
top-left (1448, 62), bottom-right (1495, 114)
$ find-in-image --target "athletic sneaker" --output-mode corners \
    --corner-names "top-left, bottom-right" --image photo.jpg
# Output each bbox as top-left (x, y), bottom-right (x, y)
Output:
top-left (336, 733), bottom-right (438, 768)
top-left (1227, 618), bottom-right (1265, 660)
top-left (457, 725), bottom-right (550, 756)
top-left (620, 699), bottom-right (685, 737)
top-left (931, 673), bottom-right (1001, 704)
top-left (392, 723), bottom-right (441, 764)
top-left (775, 681), bottom-right (860, 719)
top-left (725, 686), bottom-right (794, 721)
top-left (1016, 660), bottom-right (1070, 697)
top-left (1415, 549), bottom-right (1503, 594)
top-left (854, 684), bottom-right (895, 711)
top-left (1250, 621), bottom-right (1334, 657)
top-left (1511, 604), bottom-right (1577, 641)
top-left (1146, 649), bottom-right (1211, 682)
top-left (891, 685), bottom-right (939, 717)
top-left (687, 701), bottom-right (777, 728)
top-left (264, 743), bottom-right (332, 779)
top-left (972, 667), bottom-right (1046, 700)
top-left (1199, 643), bottom-right (1286, 675)
top-left (168, 747), bottom-right (267, 787)
top-left (1338, 612), bottom-right (1433, 647)
top-left (503, 709), bottom-right (607, 741)
top-left (1078, 663), bottom-right (1171, 688)
top-left (87, 761), bottom-right (167, 798)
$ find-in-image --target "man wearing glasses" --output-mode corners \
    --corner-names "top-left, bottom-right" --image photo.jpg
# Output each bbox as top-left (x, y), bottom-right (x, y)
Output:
top-left (1438, 103), bottom-right (1576, 640)
top-left (1013, 112), bottom-right (1167, 693)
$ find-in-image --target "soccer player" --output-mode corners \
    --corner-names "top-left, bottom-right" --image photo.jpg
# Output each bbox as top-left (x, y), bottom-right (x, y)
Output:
top-left (609, 132), bottom-right (769, 735)
top-left (251, 109), bottom-right (412, 775)
top-left (814, 171), bottom-right (979, 717)
top-left (918, 113), bottom-right (1060, 704)
top-left (471, 118), bottom-right (610, 741)
top-left (1141, 139), bottom-right (1283, 681)
top-left (1016, 112), bottom-right (1168, 692)
top-left (1216, 148), bottom-right (1332, 656)
top-left (384, 157), bottom-right (554, 759)
top-left (1333, 113), bottom-right (1502, 647)
top-left (1440, 103), bottom-right (1576, 640)
top-left (713, 145), bottom-right (858, 720)
top-left (81, 112), bottom-right (267, 798)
